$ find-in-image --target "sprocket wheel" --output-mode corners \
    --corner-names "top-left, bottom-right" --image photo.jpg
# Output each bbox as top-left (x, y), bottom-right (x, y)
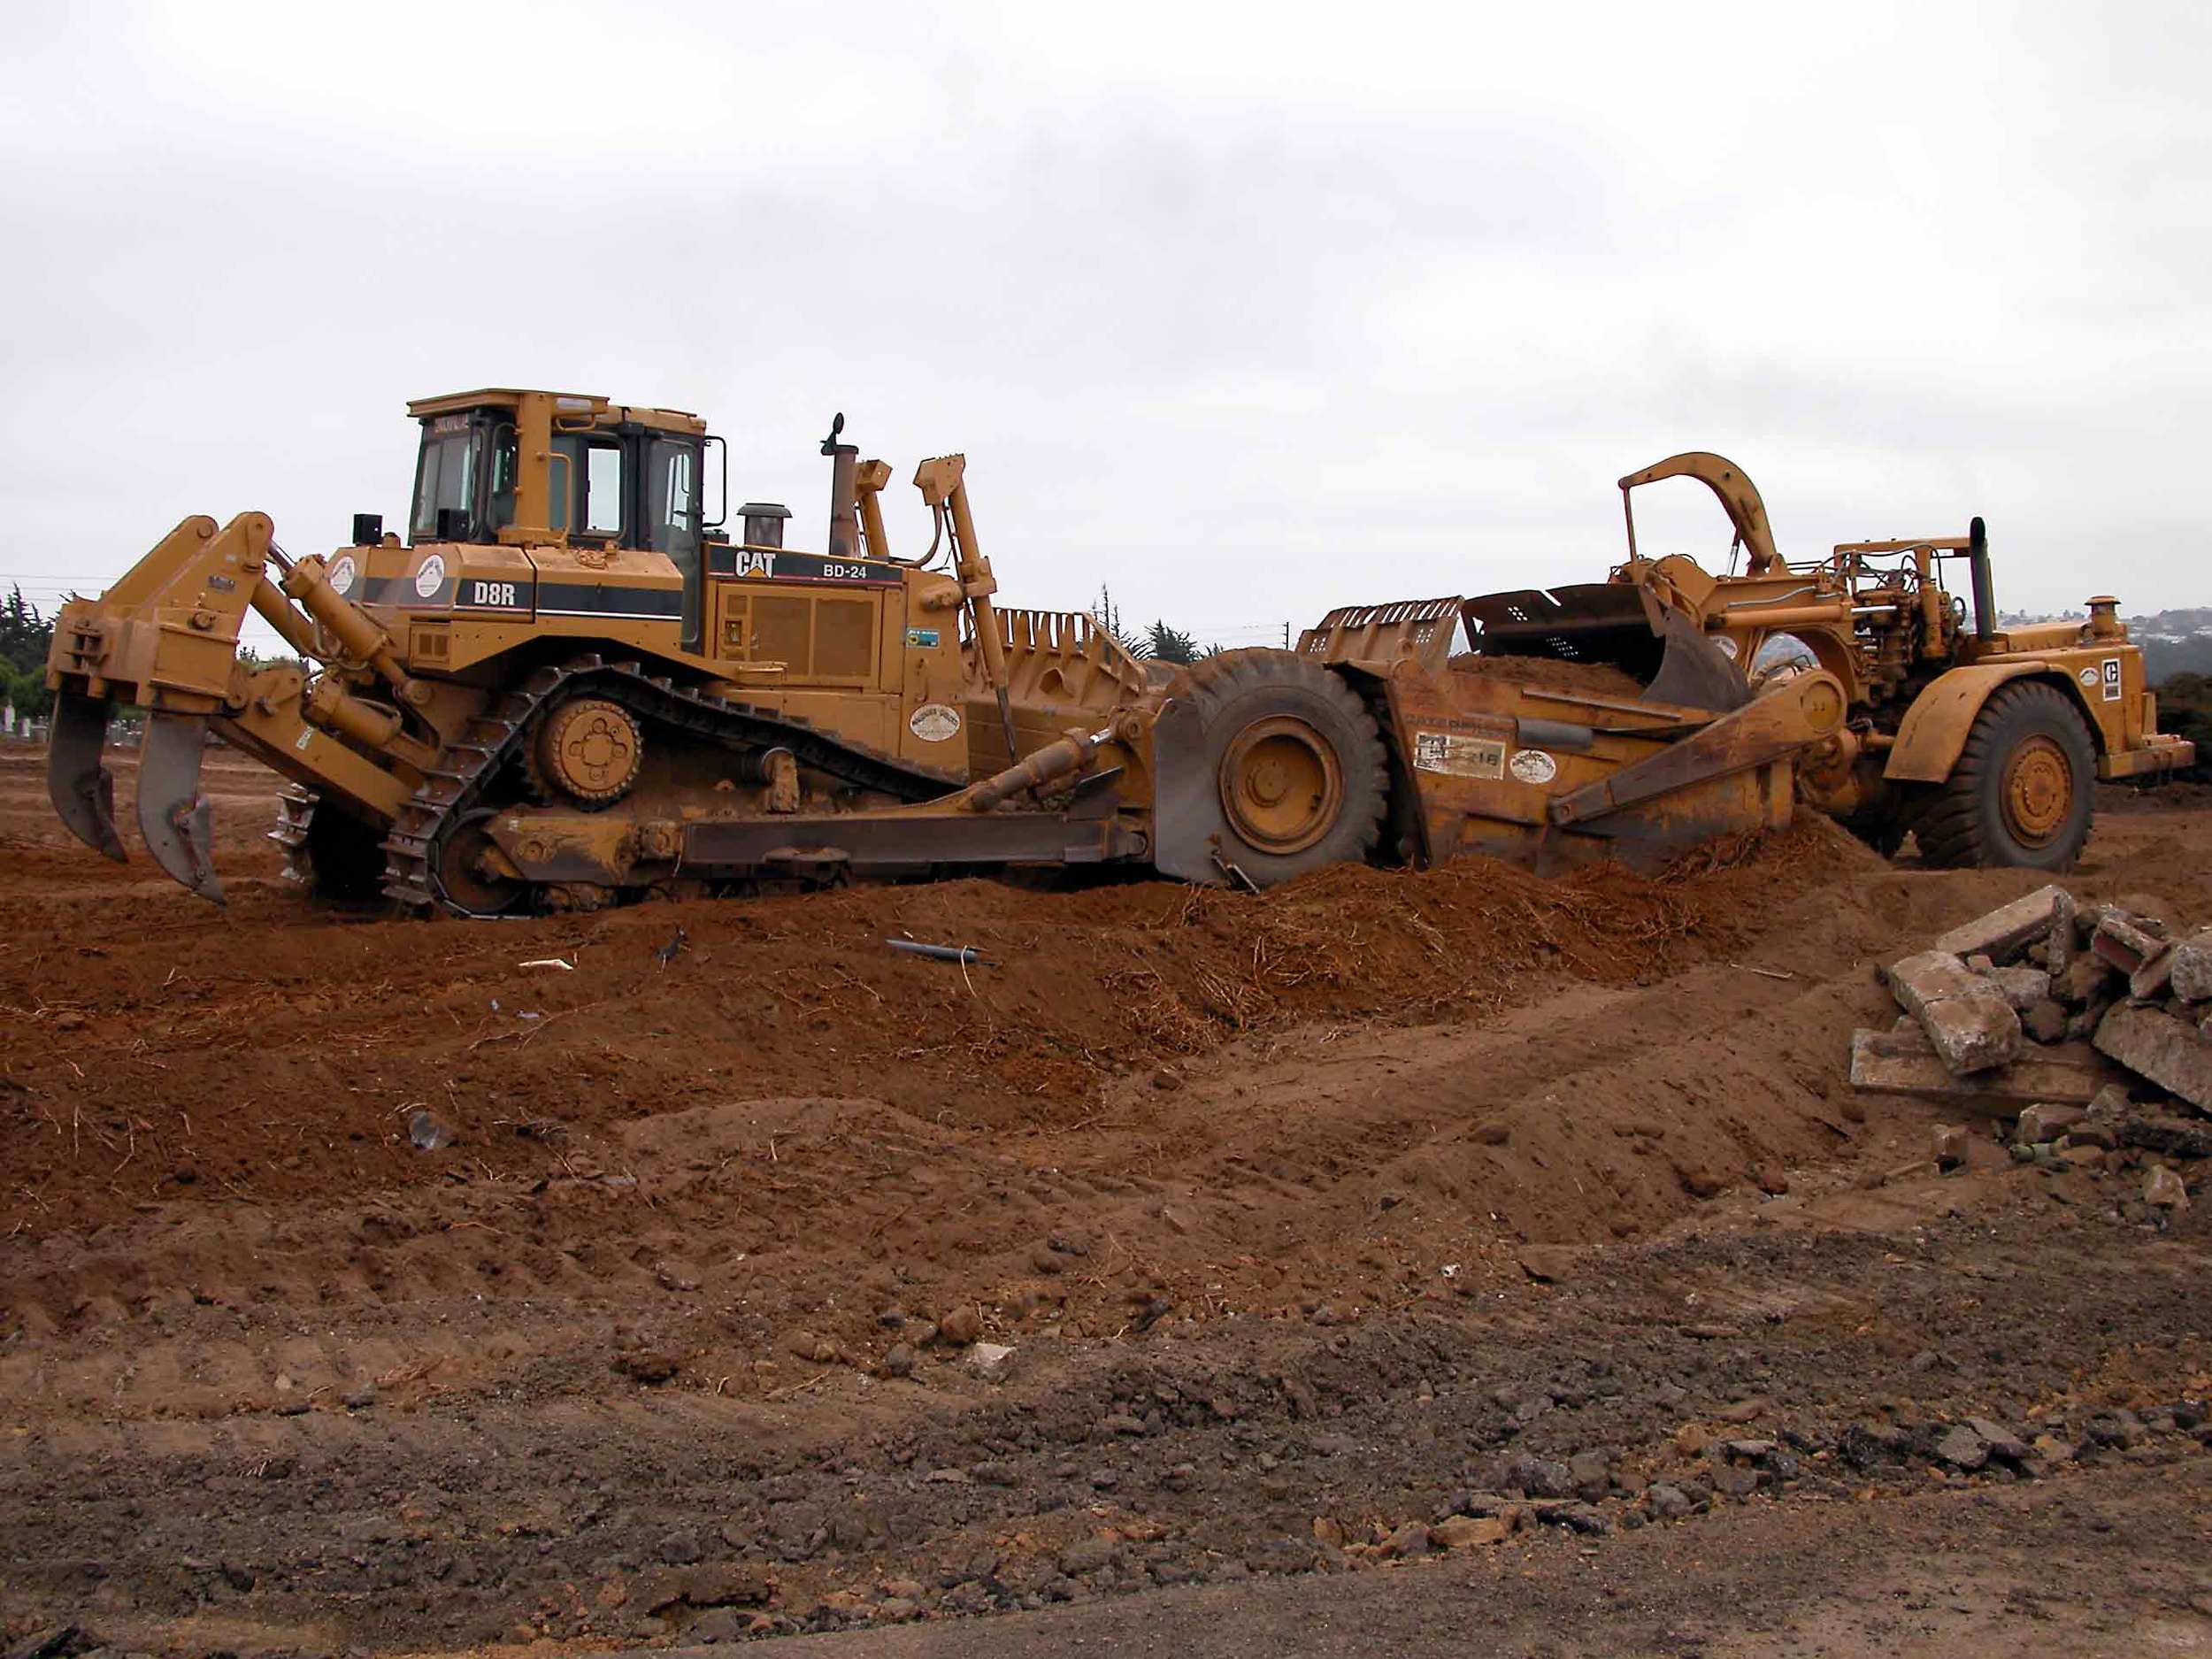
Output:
top-left (534, 696), bottom-right (643, 808)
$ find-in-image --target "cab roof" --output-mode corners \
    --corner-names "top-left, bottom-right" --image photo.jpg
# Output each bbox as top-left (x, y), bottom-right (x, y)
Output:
top-left (406, 388), bottom-right (707, 437)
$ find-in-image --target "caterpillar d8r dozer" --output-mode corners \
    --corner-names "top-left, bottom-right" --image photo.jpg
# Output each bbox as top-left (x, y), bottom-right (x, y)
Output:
top-left (47, 396), bottom-right (1870, 914)
top-left (1302, 451), bottom-right (2193, 872)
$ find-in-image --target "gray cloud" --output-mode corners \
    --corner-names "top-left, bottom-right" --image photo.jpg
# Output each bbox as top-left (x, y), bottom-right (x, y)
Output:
top-left (2, 0), bottom-right (2206, 656)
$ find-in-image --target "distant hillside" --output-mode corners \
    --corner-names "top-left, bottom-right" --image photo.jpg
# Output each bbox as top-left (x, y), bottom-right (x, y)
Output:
top-left (2157, 672), bottom-right (2211, 774)
top-left (1995, 606), bottom-right (2212, 688)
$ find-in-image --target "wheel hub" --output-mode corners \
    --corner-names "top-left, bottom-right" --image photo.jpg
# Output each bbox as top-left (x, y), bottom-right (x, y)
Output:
top-left (1218, 716), bottom-right (1343, 856)
top-left (535, 697), bottom-right (643, 806)
top-left (2001, 733), bottom-right (2073, 847)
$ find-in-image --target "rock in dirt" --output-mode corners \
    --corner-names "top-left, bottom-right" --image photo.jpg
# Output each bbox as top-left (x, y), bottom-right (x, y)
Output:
top-left (1962, 1417), bottom-right (2029, 1462)
top-left (612, 1348), bottom-right (680, 1385)
top-left (1430, 1515), bottom-right (1509, 1548)
top-left (934, 1305), bottom-right (984, 1347)
top-left (1058, 1535), bottom-right (1120, 1576)
top-left (1931, 1122), bottom-right (1970, 1170)
top-left (2015, 1102), bottom-right (2085, 1145)
top-left (2144, 1165), bottom-right (2190, 1210)
top-left (879, 1343), bottom-right (916, 1378)
top-left (1709, 1464), bottom-right (1760, 1498)
top-left (2095, 1002), bottom-right (2212, 1110)
top-left (1646, 1484), bottom-right (1694, 1520)
top-left (1532, 1500), bottom-right (1612, 1533)
top-left (966, 1341), bottom-right (1018, 1381)
top-left (1933, 886), bottom-right (2075, 964)
top-left (1934, 1425), bottom-right (1990, 1470)
top-left (1495, 1453), bottom-right (1575, 1499)
top-left (2119, 1114), bottom-right (2212, 1160)
top-left (1517, 1245), bottom-right (1581, 1283)
top-left (1887, 949), bottom-right (2023, 1074)
top-left (1568, 1449), bottom-right (1612, 1501)
top-left (1382, 1520), bottom-right (1432, 1557)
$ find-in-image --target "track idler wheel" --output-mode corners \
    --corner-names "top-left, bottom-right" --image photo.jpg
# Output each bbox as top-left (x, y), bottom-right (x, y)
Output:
top-left (534, 697), bottom-right (642, 807)
top-left (433, 808), bottom-right (526, 916)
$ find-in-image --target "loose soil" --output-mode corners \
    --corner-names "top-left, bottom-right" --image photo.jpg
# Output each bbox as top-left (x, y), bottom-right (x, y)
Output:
top-left (2, 741), bottom-right (2209, 1659)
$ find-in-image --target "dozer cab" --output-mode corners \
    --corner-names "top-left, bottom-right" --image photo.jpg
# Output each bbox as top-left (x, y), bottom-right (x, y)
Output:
top-left (1306, 452), bottom-right (2193, 872)
top-left (47, 397), bottom-right (1914, 914)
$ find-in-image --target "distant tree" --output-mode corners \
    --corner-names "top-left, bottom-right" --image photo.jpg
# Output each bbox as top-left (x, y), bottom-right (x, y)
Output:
top-left (1093, 585), bottom-right (1150, 658)
top-left (1144, 620), bottom-right (1201, 665)
top-left (0, 588), bottom-right (54, 718)
top-left (0, 585), bottom-right (50, 676)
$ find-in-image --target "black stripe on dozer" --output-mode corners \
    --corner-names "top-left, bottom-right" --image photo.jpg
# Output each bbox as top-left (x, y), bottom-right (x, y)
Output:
top-left (379, 655), bottom-right (961, 916)
top-left (534, 582), bottom-right (682, 619)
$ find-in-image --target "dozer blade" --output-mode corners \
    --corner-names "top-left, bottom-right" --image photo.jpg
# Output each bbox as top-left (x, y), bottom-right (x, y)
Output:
top-left (134, 711), bottom-right (225, 904)
top-left (47, 690), bottom-right (127, 862)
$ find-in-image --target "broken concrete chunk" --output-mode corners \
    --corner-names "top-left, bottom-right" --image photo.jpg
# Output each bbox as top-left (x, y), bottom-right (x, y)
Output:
top-left (2130, 948), bottom-right (2178, 1002)
top-left (1849, 1025), bottom-right (2121, 1111)
top-left (2170, 929), bottom-right (2212, 1005)
top-left (2053, 953), bottom-right (2118, 1009)
top-left (1932, 886), bottom-right (2075, 965)
top-left (2093, 1002), bottom-right (2212, 1111)
top-left (2023, 999), bottom-right (2068, 1044)
top-left (2093, 912), bottom-right (2168, 976)
top-left (2144, 1165), bottom-right (2189, 1210)
top-left (2015, 1102), bottom-right (2085, 1145)
top-left (1886, 950), bottom-right (2024, 1075)
top-left (1931, 1122), bottom-right (1969, 1169)
top-left (1981, 965), bottom-right (2052, 1010)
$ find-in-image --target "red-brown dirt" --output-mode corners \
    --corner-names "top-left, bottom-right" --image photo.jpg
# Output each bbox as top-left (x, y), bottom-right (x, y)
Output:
top-left (3, 740), bottom-right (2210, 1658)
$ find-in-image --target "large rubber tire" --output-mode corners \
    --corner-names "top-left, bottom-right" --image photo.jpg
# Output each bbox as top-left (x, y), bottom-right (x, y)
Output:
top-left (1916, 680), bottom-right (2096, 872)
top-left (1170, 649), bottom-right (1389, 886)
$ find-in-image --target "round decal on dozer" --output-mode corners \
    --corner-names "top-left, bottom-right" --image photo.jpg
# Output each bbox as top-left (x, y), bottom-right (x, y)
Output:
top-left (1509, 748), bottom-right (1559, 785)
top-left (414, 554), bottom-right (447, 599)
top-left (910, 703), bottom-right (962, 741)
top-left (326, 555), bottom-right (357, 597)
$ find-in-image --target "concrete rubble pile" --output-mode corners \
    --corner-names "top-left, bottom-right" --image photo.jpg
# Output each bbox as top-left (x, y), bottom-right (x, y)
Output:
top-left (1848, 883), bottom-right (2212, 1211)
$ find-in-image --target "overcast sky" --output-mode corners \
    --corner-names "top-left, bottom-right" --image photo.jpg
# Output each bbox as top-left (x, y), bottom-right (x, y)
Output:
top-left (3, 1), bottom-right (2207, 657)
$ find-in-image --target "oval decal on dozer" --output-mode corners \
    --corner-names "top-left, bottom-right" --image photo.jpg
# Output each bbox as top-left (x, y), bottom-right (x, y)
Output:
top-left (1509, 748), bottom-right (1558, 785)
top-left (910, 703), bottom-right (962, 742)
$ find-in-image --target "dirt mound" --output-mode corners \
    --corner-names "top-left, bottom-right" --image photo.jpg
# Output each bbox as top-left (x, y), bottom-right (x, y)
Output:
top-left (0, 807), bottom-right (1868, 1247)
top-left (1448, 651), bottom-right (1646, 700)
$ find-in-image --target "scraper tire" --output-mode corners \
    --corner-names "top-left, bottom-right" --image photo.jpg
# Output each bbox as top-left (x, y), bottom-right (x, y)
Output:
top-left (1172, 649), bottom-right (1388, 886)
top-left (1916, 680), bottom-right (2094, 872)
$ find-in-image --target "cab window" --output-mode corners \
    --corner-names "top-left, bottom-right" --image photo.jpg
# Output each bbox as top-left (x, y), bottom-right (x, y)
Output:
top-left (645, 438), bottom-right (700, 564)
top-left (411, 426), bottom-right (479, 539)
top-left (584, 444), bottom-right (624, 536)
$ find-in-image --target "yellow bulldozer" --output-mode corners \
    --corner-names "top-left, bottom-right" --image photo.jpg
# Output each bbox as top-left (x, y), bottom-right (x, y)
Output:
top-left (42, 394), bottom-right (2191, 913)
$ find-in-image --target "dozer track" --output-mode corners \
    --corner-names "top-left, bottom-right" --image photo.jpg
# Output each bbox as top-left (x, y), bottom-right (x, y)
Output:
top-left (379, 655), bottom-right (962, 916)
